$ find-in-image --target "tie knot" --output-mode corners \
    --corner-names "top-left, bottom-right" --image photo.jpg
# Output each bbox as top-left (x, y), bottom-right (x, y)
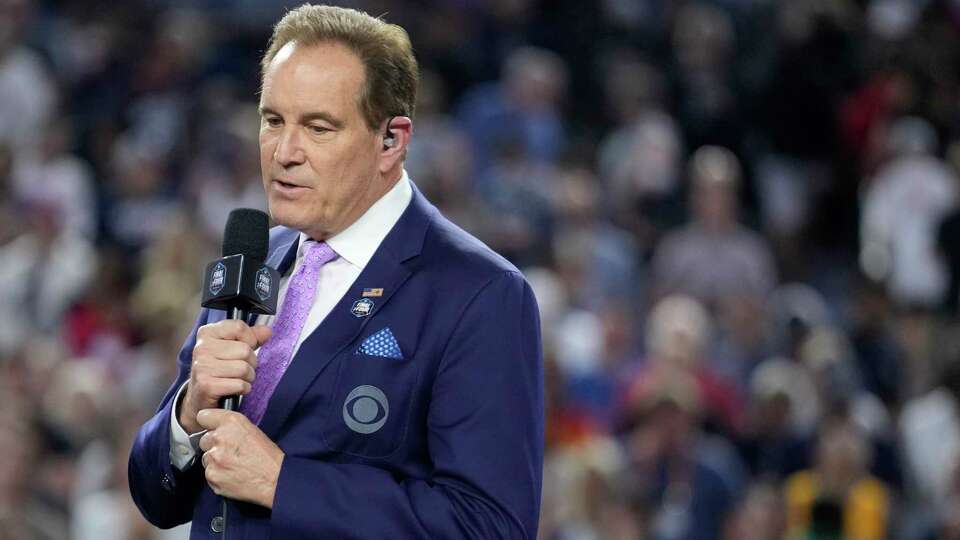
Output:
top-left (304, 240), bottom-right (338, 268)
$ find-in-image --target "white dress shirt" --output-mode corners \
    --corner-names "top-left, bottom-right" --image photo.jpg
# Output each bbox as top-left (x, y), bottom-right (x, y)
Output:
top-left (170, 173), bottom-right (413, 470)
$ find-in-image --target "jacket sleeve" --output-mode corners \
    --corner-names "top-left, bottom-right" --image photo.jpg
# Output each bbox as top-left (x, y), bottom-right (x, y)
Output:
top-left (270, 271), bottom-right (544, 539)
top-left (127, 308), bottom-right (210, 529)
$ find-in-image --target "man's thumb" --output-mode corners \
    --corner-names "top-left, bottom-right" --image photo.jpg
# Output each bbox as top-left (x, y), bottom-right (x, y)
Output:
top-left (252, 324), bottom-right (273, 346)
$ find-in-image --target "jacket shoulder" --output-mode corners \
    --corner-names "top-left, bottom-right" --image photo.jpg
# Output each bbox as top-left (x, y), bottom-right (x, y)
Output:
top-left (421, 211), bottom-right (520, 285)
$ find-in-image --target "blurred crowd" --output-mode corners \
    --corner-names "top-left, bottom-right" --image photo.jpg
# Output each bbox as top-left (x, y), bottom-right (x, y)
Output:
top-left (4, 0), bottom-right (960, 538)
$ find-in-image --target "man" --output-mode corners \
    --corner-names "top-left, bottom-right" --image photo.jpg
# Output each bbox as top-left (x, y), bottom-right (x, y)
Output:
top-left (128, 5), bottom-right (544, 539)
top-left (649, 145), bottom-right (776, 310)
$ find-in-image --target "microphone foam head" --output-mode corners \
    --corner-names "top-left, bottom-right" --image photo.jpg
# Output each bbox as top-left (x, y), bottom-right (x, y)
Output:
top-left (223, 209), bottom-right (270, 261)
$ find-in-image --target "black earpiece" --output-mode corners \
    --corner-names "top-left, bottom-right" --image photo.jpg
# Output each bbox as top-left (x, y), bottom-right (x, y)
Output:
top-left (383, 116), bottom-right (396, 149)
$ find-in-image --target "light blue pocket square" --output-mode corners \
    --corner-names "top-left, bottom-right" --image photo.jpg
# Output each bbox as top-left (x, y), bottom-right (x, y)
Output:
top-left (357, 328), bottom-right (403, 359)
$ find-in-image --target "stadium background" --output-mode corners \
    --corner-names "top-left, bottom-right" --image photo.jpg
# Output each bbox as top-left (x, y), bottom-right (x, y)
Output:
top-left (4, 0), bottom-right (960, 538)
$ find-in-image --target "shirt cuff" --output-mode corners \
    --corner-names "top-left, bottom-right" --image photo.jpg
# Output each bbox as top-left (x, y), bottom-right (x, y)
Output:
top-left (169, 380), bottom-right (206, 471)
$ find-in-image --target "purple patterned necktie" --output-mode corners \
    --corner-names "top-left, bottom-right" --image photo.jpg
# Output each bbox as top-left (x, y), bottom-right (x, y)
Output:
top-left (241, 240), bottom-right (338, 425)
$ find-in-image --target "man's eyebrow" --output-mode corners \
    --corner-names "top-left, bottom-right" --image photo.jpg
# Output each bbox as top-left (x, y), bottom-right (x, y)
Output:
top-left (258, 106), bottom-right (344, 129)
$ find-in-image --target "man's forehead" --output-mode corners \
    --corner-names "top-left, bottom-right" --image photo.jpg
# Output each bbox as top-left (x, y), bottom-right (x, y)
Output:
top-left (259, 41), bottom-right (365, 114)
top-left (263, 40), bottom-right (364, 80)
top-left (271, 41), bottom-right (298, 67)
top-left (261, 41), bottom-right (365, 97)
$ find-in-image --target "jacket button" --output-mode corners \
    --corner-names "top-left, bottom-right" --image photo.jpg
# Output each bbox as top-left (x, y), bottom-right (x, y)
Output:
top-left (210, 516), bottom-right (224, 533)
top-left (161, 474), bottom-right (172, 491)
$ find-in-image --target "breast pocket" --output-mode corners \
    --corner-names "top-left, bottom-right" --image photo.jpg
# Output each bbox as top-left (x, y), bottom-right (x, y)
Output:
top-left (321, 350), bottom-right (421, 458)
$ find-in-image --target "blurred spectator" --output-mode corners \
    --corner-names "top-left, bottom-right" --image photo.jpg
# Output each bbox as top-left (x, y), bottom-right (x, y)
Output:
top-left (861, 116), bottom-right (958, 307)
top-left (626, 295), bottom-right (744, 436)
top-left (71, 416), bottom-right (171, 540)
top-left (0, 0), bottom-right (57, 152)
top-left (597, 48), bottom-right (666, 129)
top-left (12, 117), bottom-right (97, 238)
top-left (754, 0), bottom-right (859, 264)
top-left (458, 45), bottom-right (568, 180)
top-left (0, 399), bottom-right (65, 540)
top-left (712, 292), bottom-right (774, 393)
top-left (839, 67), bottom-right (916, 175)
top-left (736, 358), bottom-right (814, 480)
top-left (598, 109), bottom-right (685, 254)
top-left (475, 130), bottom-right (557, 265)
top-left (784, 415), bottom-right (892, 540)
top-left (0, 198), bottom-right (95, 354)
top-left (62, 247), bottom-right (136, 365)
top-left (724, 481), bottom-right (786, 540)
top-left (538, 435), bottom-right (639, 540)
top-left (186, 103), bottom-right (267, 241)
top-left (621, 368), bottom-right (740, 540)
top-left (849, 276), bottom-right (904, 407)
top-left (102, 135), bottom-right (181, 253)
top-left (669, 2), bottom-right (743, 152)
top-left (798, 327), bottom-right (904, 490)
top-left (405, 70), bottom-right (473, 200)
top-left (765, 282), bottom-right (832, 360)
top-left (404, 69), bottom-right (486, 239)
top-left (799, 326), bottom-right (891, 438)
top-left (900, 361), bottom-right (960, 505)
top-left (650, 145), bottom-right (777, 310)
top-left (126, 213), bottom-right (214, 406)
top-left (552, 167), bottom-right (640, 311)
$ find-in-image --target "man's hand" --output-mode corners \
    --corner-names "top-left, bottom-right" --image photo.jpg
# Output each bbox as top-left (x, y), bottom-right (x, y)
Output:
top-left (197, 409), bottom-right (285, 509)
top-left (179, 320), bottom-right (272, 433)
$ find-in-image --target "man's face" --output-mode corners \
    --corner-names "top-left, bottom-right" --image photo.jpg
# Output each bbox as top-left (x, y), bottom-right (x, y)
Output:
top-left (259, 41), bottom-right (387, 240)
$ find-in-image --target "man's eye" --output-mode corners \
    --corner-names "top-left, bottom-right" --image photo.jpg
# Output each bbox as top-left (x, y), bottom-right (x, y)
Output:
top-left (308, 125), bottom-right (330, 135)
top-left (265, 117), bottom-right (282, 127)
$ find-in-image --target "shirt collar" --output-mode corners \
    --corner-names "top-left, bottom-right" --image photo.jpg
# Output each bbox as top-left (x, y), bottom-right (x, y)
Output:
top-left (296, 170), bottom-right (413, 269)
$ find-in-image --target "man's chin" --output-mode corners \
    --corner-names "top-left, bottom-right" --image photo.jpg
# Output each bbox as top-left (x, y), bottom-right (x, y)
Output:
top-left (267, 208), bottom-right (329, 238)
top-left (266, 206), bottom-right (303, 230)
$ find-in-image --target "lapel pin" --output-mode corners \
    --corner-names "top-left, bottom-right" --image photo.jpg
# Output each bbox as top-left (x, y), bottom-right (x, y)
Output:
top-left (362, 287), bottom-right (384, 298)
top-left (351, 298), bottom-right (375, 318)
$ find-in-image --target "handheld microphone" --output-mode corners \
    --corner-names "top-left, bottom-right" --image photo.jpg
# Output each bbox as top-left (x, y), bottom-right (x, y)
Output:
top-left (201, 208), bottom-right (280, 411)
top-left (200, 208), bottom-right (278, 539)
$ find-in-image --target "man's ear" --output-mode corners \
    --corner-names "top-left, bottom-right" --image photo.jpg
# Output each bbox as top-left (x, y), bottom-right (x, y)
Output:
top-left (378, 116), bottom-right (412, 173)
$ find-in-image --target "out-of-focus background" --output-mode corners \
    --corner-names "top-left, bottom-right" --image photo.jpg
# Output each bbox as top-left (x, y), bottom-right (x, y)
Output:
top-left (4, 0), bottom-right (960, 538)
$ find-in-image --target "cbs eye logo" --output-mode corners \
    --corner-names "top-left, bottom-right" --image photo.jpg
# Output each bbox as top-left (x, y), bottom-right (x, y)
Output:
top-left (342, 385), bottom-right (389, 434)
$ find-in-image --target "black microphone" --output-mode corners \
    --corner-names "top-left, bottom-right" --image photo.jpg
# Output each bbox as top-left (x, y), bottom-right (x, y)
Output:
top-left (201, 208), bottom-right (280, 412)
top-left (200, 208), bottom-right (279, 539)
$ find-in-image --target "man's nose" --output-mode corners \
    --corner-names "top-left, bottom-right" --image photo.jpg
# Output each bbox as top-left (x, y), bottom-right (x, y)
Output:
top-left (274, 126), bottom-right (306, 167)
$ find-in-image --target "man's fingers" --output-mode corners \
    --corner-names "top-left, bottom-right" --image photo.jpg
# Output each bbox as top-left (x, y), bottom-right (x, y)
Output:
top-left (197, 408), bottom-right (228, 430)
top-left (194, 378), bottom-right (251, 403)
top-left (197, 408), bottom-right (249, 430)
top-left (199, 319), bottom-right (262, 349)
top-left (199, 431), bottom-right (215, 453)
top-left (196, 359), bottom-right (256, 383)
top-left (202, 448), bottom-right (219, 471)
top-left (194, 339), bottom-right (256, 362)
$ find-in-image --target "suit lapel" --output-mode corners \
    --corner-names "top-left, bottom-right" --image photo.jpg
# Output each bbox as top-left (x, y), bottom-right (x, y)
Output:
top-left (258, 185), bottom-right (435, 438)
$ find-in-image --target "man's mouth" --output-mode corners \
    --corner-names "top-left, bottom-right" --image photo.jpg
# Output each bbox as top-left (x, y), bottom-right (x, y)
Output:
top-left (274, 179), bottom-right (302, 189)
